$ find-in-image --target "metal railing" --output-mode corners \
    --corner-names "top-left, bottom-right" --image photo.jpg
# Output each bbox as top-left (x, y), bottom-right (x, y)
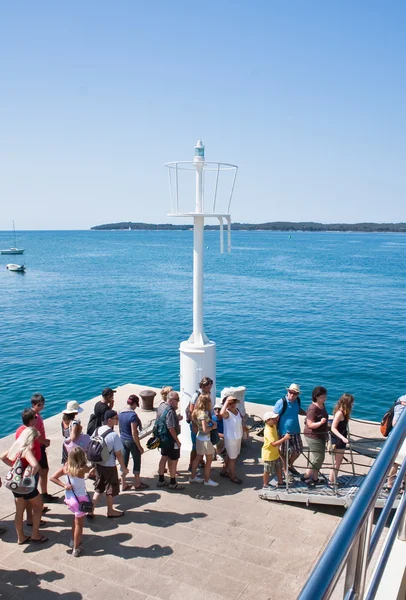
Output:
top-left (298, 407), bottom-right (406, 600)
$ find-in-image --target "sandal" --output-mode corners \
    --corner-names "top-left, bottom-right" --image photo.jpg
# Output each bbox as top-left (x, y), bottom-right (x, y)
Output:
top-left (122, 485), bottom-right (132, 491)
top-left (31, 536), bottom-right (49, 544)
top-left (220, 472), bottom-right (230, 478)
top-left (18, 537), bottom-right (31, 545)
top-left (230, 477), bottom-right (243, 484)
top-left (168, 482), bottom-right (185, 490)
top-left (134, 482), bottom-right (150, 490)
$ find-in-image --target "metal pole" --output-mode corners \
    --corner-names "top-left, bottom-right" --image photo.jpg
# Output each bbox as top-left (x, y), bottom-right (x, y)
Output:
top-left (218, 217), bottom-right (224, 254)
top-left (344, 511), bottom-right (373, 599)
top-left (192, 160), bottom-right (204, 344)
top-left (168, 168), bottom-right (174, 214)
top-left (227, 168), bottom-right (238, 214)
top-left (226, 216), bottom-right (231, 253)
top-left (328, 432), bottom-right (338, 495)
top-left (213, 163), bottom-right (220, 213)
top-left (348, 423), bottom-right (356, 477)
top-left (365, 492), bottom-right (406, 599)
top-left (175, 164), bottom-right (179, 213)
top-left (399, 486), bottom-right (406, 541)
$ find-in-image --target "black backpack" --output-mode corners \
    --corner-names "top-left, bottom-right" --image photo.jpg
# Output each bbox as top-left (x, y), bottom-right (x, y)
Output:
top-left (279, 396), bottom-right (301, 417)
top-left (87, 403), bottom-right (108, 436)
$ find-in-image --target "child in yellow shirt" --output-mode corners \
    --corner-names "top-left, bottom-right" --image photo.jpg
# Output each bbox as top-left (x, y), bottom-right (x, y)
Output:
top-left (261, 411), bottom-right (290, 489)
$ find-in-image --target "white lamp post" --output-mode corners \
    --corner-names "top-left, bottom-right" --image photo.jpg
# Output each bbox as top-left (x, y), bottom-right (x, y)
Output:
top-left (165, 141), bottom-right (238, 452)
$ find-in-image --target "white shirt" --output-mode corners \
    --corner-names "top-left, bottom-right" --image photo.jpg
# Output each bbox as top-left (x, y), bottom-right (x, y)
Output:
top-left (96, 425), bottom-right (123, 467)
top-left (223, 409), bottom-right (243, 440)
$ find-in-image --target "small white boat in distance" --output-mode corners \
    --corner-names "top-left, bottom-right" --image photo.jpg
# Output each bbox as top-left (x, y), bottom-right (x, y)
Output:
top-left (0, 221), bottom-right (24, 255)
top-left (1, 247), bottom-right (24, 255)
top-left (6, 263), bottom-right (26, 272)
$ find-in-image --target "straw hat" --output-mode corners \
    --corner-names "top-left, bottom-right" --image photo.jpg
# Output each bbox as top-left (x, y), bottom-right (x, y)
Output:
top-left (286, 383), bottom-right (300, 394)
top-left (62, 401), bottom-right (83, 415)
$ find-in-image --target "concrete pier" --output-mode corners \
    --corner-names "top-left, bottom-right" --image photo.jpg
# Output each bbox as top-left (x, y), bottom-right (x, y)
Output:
top-left (0, 385), bottom-right (383, 599)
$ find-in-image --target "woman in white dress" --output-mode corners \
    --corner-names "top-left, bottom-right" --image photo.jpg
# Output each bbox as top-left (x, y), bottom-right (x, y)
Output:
top-left (220, 396), bottom-right (243, 484)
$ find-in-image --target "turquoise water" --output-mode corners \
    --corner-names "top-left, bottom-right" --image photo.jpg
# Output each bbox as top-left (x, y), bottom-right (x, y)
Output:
top-left (0, 230), bottom-right (405, 436)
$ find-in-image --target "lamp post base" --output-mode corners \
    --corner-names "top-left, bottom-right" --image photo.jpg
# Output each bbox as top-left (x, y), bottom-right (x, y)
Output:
top-left (178, 339), bottom-right (216, 455)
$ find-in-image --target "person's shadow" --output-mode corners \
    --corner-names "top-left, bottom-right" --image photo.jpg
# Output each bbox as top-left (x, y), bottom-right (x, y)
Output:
top-left (0, 568), bottom-right (82, 599)
top-left (83, 532), bottom-right (173, 559)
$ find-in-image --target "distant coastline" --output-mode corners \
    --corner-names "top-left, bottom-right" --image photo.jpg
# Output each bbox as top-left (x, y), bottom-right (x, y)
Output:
top-left (91, 221), bottom-right (406, 233)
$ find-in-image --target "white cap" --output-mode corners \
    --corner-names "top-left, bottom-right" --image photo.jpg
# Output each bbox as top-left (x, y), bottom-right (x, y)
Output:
top-left (263, 411), bottom-right (279, 422)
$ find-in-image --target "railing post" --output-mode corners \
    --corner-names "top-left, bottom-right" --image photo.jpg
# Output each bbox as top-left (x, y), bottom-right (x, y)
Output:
top-left (344, 511), bottom-right (374, 599)
top-left (348, 423), bottom-right (356, 477)
top-left (398, 482), bottom-right (406, 541)
top-left (328, 432), bottom-right (338, 494)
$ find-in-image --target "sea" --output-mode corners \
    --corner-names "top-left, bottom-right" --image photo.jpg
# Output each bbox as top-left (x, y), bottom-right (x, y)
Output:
top-left (0, 229), bottom-right (405, 437)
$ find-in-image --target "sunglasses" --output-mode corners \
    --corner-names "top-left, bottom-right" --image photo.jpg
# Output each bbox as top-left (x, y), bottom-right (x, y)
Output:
top-left (288, 391), bottom-right (299, 395)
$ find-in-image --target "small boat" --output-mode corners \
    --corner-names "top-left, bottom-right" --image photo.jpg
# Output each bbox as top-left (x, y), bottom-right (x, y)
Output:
top-left (0, 221), bottom-right (24, 255)
top-left (6, 263), bottom-right (26, 272)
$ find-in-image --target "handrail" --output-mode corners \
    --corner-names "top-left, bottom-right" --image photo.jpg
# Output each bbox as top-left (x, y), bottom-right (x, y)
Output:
top-left (298, 407), bottom-right (406, 600)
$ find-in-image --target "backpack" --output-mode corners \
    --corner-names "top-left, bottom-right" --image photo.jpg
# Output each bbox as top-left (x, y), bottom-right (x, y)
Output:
top-left (279, 396), bottom-right (301, 417)
top-left (380, 402), bottom-right (398, 437)
top-left (153, 406), bottom-right (172, 447)
top-left (86, 428), bottom-right (112, 463)
top-left (86, 402), bottom-right (109, 436)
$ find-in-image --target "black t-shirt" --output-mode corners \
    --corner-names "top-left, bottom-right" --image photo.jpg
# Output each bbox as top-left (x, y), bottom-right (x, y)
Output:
top-left (87, 401), bottom-right (109, 435)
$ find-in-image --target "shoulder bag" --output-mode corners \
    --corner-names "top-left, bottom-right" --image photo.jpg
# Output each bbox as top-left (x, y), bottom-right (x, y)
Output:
top-left (66, 475), bottom-right (93, 513)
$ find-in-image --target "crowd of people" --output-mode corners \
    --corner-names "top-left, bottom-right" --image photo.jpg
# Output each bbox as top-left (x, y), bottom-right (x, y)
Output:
top-left (0, 382), bottom-right (246, 554)
top-left (261, 384), bottom-right (355, 490)
top-left (0, 382), bottom-right (405, 556)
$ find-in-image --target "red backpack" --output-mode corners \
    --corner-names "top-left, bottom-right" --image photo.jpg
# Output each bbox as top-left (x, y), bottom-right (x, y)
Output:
top-left (380, 402), bottom-right (398, 437)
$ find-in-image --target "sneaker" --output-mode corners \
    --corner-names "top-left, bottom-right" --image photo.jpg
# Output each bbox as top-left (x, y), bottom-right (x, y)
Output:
top-left (157, 480), bottom-right (168, 488)
top-left (189, 476), bottom-right (204, 483)
top-left (288, 466), bottom-right (300, 476)
top-left (204, 479), bottom-right (219, 487)
top-left (72, 546), bottom-right (83, 558)
top-left (42, 493), bottom-right (59, 504)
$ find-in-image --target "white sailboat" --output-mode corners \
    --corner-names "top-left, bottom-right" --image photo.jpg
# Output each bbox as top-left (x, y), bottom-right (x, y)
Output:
top-left (6, 263), bottom-right (25, 272)
top-left (0, 221), bottom-right (25, 255)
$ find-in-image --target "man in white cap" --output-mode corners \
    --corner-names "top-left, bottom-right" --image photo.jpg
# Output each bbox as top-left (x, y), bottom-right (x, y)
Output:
top-left (274, 383), bottom-right (305, 477)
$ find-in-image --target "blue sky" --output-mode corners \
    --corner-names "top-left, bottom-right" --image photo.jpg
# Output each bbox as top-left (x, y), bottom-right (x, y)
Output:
top-left (0, 1), bottom-right (405, 229)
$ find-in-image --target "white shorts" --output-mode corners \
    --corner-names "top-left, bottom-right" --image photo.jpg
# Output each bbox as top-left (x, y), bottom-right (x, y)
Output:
top-left (196, 439), bottom-right (215, 456)
top-left (395, 439), bottom-right (406, 465)
top-left (225, 438), bottom-right (242, 460)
